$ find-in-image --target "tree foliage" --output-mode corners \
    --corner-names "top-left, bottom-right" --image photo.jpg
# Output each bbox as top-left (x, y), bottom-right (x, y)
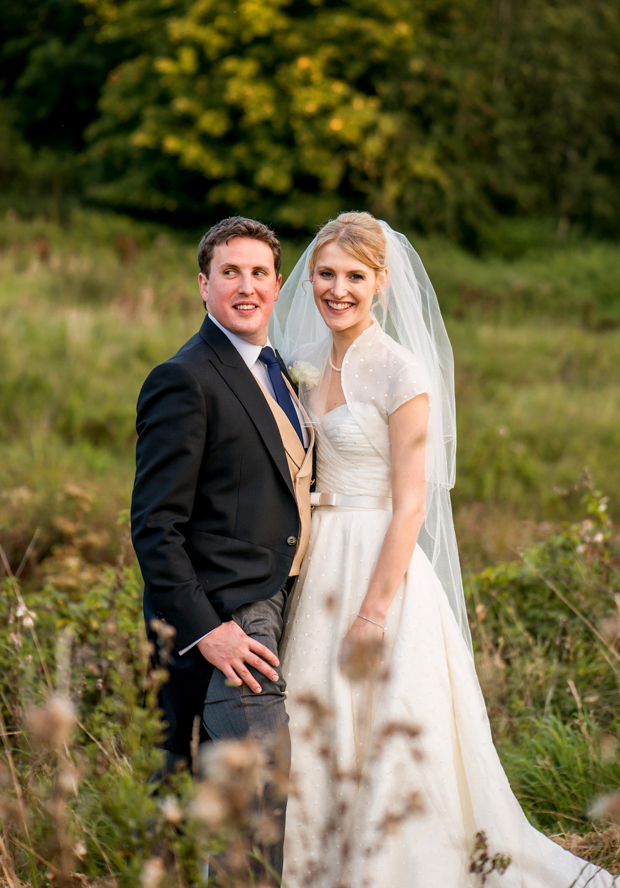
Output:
top-left (0, 0), bottom-right (130, 151)
top-left (2, 0), bottom-right (620, 238)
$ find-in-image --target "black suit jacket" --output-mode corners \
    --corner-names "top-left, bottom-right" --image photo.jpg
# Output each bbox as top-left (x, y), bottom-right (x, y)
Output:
top-left (131, 315), bottom-right (301, 754)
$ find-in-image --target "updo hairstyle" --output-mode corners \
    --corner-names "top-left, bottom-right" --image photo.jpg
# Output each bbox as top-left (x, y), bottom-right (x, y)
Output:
top-left (308, 212), bottom-right (387, 290)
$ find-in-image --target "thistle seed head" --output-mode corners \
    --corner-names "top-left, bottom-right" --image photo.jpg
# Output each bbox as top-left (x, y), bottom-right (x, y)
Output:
top-left (26, 695), bottom-right (76, 749)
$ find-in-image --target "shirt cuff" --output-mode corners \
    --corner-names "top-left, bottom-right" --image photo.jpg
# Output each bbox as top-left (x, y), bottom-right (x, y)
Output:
top-left (178, 628), bottom-right (215, 656)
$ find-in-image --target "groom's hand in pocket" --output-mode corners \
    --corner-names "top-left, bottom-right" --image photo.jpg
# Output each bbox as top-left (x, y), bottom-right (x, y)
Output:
top-left (196, 621), bottom-right (280, 694)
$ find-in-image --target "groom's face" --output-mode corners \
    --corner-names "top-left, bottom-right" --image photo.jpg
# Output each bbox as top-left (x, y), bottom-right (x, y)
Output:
top-left (198, 237), bottom-right (282, 345)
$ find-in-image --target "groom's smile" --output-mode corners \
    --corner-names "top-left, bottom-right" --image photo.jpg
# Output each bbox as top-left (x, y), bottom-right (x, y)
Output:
top-left (199, 236), bottom-right (282, 345)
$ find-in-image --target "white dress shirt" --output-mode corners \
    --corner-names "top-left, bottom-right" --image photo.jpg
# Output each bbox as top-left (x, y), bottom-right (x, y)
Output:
top-left (178, 313), bottom-right (308, 655)
top-left (208, 314), bottom-right (308, 447)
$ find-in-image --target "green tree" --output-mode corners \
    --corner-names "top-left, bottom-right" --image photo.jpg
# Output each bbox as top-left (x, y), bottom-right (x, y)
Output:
top-left (0, 0), bottom-right (136, 152)
top-left (0, 0), bottom-right (134, 209)
top-left (81, 0), bottom-right (424, 227)
top-left (3, 0), bottom-right (620, 239)
top-left (494, 0), bottom-right (620, 239)
top-left (360, 0), bottom-right (620, 245)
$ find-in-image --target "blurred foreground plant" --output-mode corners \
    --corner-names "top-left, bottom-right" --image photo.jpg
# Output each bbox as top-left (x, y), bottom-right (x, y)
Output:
top-left (469, 472), bottom-right (620, 871)
top-left (1, 471), bottom-right (619, 883)
top-left (0, 516), bottom-right (427, 887)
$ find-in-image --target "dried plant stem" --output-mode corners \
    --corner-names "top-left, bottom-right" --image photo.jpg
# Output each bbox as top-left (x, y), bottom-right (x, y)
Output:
top-left (0, 833), bottom-right (19, 888)
top-left (0, 708), bottom-right (32, 842)
top-left (76, 718), bottom-right (116, 764)
top-left (15, 528), bottom-right (41, 579)
top-left (0, 687), bottom-right (15, 722)
top-left (0, 543), bottom-right (54, 694)
top-left (0, 707), bottom-right (40, 887)
top-left (29, 630), bottom-right (54, 694)
top-left (190, 714), bottom-right (201, 778)
top-left (73, 812), bottom-right (116, 880)
top-left (525, 560), bottom-right (620, 679)
top-left (6, 833), bottom-right (55, 871)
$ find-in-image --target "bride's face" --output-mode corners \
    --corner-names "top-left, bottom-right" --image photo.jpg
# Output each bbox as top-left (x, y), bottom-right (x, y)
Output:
top-left (311, 242), bottom-right (383, 336)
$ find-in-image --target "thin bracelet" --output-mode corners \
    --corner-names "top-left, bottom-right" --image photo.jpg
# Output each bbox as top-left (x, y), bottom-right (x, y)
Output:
top-left (356, 613), bottom-right (386, 634)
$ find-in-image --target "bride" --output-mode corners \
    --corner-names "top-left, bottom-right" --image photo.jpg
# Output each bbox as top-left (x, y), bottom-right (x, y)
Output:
top-left (270, 212), bottom-right (616, 887)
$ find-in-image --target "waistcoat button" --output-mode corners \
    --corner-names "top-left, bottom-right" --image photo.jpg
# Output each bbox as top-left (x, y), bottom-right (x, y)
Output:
top-left (286, 536), bottom-right (297, 546)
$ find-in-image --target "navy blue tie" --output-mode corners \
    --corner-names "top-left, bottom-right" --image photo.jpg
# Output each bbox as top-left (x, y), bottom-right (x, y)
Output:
top-left (259, 347), bottom-right (305, 446)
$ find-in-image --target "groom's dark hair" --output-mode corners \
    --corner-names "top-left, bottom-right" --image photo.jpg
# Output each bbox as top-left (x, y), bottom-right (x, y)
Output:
top-left (198, 216), bottom-right (282, 277)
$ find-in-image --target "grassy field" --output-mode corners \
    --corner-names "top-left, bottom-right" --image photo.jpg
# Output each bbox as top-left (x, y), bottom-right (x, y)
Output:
top-left (1, 208), bottom-right (619, 572)
top-left (1, 208), bottom-right (620, 884)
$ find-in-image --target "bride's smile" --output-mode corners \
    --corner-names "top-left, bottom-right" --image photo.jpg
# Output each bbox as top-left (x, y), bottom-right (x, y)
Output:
top-left (311, 241), bottom-right (386, 344)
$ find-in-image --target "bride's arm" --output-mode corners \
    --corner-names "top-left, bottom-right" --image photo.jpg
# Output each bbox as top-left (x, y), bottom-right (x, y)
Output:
top-left (345, 392), bottom-right (429, 644)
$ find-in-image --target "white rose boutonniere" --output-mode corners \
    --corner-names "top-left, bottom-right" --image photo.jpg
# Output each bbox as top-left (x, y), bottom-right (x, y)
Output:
top-left (288, 361), bottom-right (321, 389)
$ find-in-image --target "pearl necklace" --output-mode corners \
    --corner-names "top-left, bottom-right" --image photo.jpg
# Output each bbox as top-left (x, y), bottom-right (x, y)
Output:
top-left (328, 349), bottom-right (342, 372)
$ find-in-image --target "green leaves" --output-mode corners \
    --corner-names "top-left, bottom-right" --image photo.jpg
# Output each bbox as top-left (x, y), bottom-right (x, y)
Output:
top-left (78, 0), bottom-right (428, 227)
top-left (3, 0), bottom-right (620, 237)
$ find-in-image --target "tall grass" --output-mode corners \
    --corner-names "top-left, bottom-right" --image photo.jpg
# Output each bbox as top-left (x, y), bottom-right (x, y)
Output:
top-left (1, 208), bottom-right (619, 571)
top-left (1, 208), bottom-right (620, 883)
top-left (1, 474), bottom-right (619, 884)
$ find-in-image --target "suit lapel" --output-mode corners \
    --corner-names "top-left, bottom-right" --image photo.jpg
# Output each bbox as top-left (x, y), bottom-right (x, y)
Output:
top-left (199, 316), bottom-right (295, 498)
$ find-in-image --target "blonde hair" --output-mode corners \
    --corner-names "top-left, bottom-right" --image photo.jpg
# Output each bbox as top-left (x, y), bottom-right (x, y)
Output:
top-left (308, 211), bottom-right (387, 281)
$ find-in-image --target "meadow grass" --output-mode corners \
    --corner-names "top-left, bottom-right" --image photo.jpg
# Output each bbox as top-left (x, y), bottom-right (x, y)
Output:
top-left (1, 208), bottom-right (620, 883)
top-left (1, 475), bottom-right (619, 885)
top-left (1, 208), bottom-right (619, 571)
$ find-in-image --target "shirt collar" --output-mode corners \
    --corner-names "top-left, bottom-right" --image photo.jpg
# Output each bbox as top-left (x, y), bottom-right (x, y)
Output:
top-left (208, 313), bottom-right (271, 371)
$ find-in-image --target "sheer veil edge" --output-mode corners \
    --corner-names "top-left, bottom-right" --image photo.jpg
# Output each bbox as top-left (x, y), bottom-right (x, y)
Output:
top-left (271, 222), bottom-right (473, 654)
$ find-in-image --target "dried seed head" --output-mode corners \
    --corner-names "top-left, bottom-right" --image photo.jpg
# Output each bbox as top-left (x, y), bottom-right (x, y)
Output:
top-left (62, 483), bottom-right (94, 512)
top-left (160, 795), bottom-right (183, 825)
top-left (0, 797), bottom-right (27, 830)
top-left (469, 830), bottom-right (512, 882)
top-left (600, 733), bottom-right (618, 763)
top-left (600, 615), bottom-right (620, 651)
top-left (26, 695), bottom-right (76, 749)
top-left (264, 726), bottom-right (294, 798)
top-left (57, 764), bottom-right (80, 795)
top-left (141, 856), bottom-right (165, 888)
top-left (201, 736), bottom-right (265, 786)
top-left (200, 737), bottom-right (267, 821)
top-left (589, 791), bottom-right (620, 824)
top-left (294, 692), bottom-right (333, 727)
top-left (378, 721), bottom-right (422, 742)
top-left (220, 841), bottom-right (247, 877)
top-left (249, 811), bottom-right (283, 846)
top-left (189, 783), bottom-right (227, 827)
top-left (324, 594), bottom-right (337, 613)
top-left (377, 791), bottom-right (424, 835)
top-left (149, 618), bottom-right (176, 642)
top-left (339, 634), bottom-right (383, 682)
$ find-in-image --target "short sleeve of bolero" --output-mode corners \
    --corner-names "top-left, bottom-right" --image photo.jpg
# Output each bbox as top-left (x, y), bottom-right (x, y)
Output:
top-left (386, 360), bottom-right (431, 416)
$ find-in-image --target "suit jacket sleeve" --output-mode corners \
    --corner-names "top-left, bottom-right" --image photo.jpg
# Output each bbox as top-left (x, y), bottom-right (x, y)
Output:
top-left (131, 360), bottom-right (222, 651)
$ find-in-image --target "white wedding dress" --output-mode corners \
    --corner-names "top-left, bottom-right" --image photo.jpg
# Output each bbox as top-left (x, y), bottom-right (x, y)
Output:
top-left (280, 357), bottom-right (615, 887)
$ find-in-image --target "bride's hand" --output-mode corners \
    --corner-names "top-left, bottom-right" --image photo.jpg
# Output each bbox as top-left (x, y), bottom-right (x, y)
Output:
top-left (339, 616), bottom-right (384, 680)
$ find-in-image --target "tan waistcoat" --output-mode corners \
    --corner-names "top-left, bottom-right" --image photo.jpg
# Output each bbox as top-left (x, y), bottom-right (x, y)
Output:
top-left (255, 378), bottom-right (314, 576)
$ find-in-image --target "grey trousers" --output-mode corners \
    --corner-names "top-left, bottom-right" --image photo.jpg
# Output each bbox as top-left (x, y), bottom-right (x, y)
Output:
top-left (202, 582), bottom-right (292, 885)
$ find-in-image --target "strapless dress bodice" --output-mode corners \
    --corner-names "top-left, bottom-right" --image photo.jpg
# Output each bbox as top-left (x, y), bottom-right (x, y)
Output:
top-left (314, 403), bottom-right (391, 498)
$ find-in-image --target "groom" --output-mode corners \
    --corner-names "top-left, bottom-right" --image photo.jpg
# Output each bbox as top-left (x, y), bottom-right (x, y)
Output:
top-left (131, 216), bottom-right (314, 880)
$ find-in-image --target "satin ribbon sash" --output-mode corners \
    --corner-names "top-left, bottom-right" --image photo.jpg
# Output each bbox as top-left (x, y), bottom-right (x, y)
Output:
top-left (310, 491), bottom-right (392, 511)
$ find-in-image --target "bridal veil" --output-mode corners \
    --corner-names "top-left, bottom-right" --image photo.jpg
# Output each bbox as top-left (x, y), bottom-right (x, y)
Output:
top-left (270, 221), bottom-right (472, 654)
